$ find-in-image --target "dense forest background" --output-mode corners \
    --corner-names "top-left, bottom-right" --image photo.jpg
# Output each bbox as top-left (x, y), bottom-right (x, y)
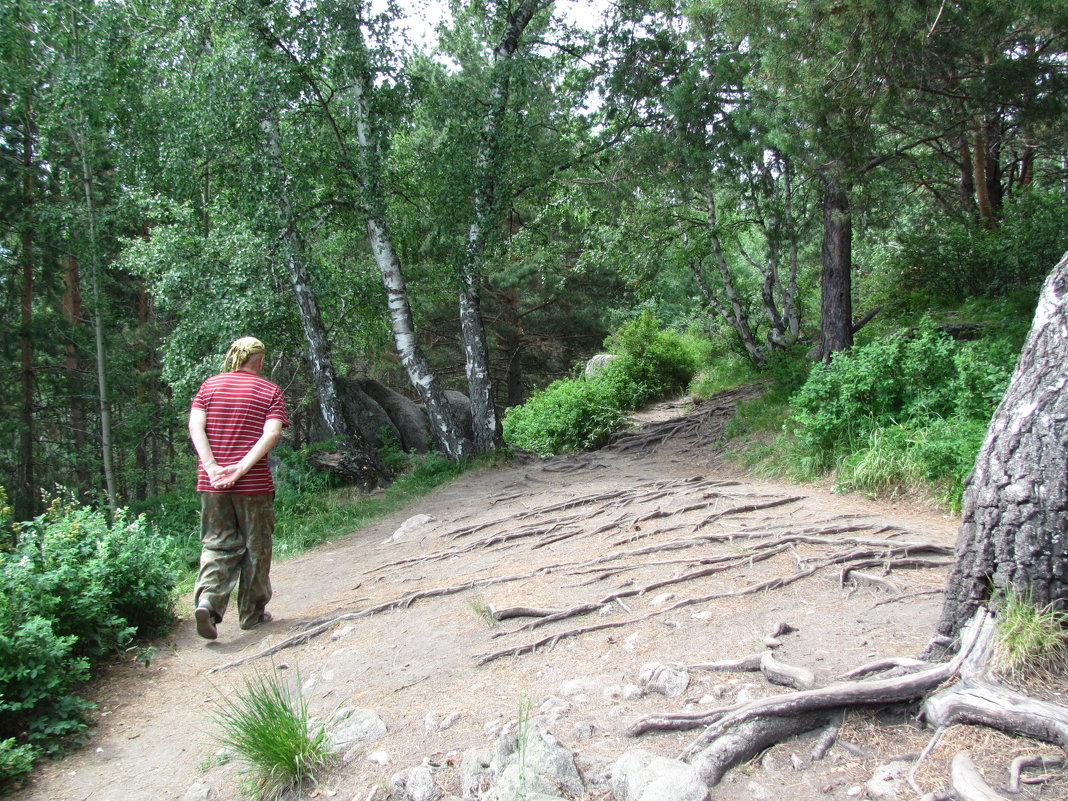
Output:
top-left (2, 0), bottom-right (1066, 521)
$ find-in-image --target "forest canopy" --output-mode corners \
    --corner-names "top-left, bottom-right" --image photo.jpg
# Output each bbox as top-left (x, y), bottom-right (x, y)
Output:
top-left (2, 0), bottom-right (1066, 518)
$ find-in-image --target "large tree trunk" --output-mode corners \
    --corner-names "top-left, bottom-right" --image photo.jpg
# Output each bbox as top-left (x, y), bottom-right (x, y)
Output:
top-left (934, 250), bottom-right (1068, 644)
top-left (817, 176), bottom-right (853, 360)
top-left (62, 254), bottom-right (90, 498)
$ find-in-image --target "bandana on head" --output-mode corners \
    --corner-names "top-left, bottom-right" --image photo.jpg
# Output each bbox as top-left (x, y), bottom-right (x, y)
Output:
top-left (223, 337), bottom-right (265, 372)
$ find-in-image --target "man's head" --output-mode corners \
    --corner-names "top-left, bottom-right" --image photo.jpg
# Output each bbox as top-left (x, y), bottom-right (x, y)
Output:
top-left (223, 337), bottom-right (266, 373)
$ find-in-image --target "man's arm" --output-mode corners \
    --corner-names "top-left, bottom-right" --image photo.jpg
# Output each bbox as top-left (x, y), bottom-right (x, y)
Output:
top-left (213, 418), bottom-right (284, 489)
top-left (188, 407), bottom-right (228, 487)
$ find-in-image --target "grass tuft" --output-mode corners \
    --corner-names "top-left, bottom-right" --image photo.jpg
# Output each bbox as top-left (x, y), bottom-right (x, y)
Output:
top-left (212, 667), bottom-right (333, 799)
top-left (993, 588), bottom-right (1068, 679)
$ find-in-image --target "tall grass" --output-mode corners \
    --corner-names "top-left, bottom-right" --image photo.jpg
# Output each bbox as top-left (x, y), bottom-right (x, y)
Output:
top-left (212, 668), bottom-right (332, 799)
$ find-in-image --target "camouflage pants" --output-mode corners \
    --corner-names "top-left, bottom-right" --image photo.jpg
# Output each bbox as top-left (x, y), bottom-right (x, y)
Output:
top-left (194, 492), bottom-right (274, 630)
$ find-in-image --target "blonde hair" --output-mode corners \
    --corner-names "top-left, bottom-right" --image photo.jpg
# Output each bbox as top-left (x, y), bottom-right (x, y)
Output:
top-left (222, 337), bottom-right (265, 372)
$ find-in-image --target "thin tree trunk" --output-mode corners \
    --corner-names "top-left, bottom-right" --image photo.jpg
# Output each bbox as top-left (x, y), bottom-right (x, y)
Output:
top-left (18, 98), bottom-right (36, 523)
top-left (818, 176), bottom-right (853, 360)
top-left (263, 116), bottom-right (390, 483)
top-left (62, 254), bottom-right (90, 497)
top-left (350, 76), bottom-right (470, 460)
top-left (972, 118), bottom-right (996, 230)
top-left (458, 0), bottom-right (544, 453)
top-left (77, 128), bottom-right (118, 515)
top-left (933, 250), bottom-right (1068, 644)
top-left (702, 190), bottom-right (764, 365)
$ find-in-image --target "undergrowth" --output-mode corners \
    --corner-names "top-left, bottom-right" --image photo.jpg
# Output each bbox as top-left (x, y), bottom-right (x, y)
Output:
top-left (993, 588), bottom-right (1068, 680)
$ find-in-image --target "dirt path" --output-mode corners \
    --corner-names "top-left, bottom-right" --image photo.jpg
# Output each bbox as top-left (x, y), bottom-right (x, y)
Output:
top-left (17, 395), bottom-right (1066, 801)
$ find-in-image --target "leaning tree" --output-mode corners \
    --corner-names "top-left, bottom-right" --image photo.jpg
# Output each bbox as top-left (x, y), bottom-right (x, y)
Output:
top-left (933, 250), bottom-right (1068, 645)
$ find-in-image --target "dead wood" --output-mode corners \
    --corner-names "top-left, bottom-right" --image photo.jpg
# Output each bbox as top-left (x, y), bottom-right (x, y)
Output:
top-left (838, 657), bottom-right (931, 680)
top-left (950, 751), bottom-right (1011, 801)
top-left (689, 711), bottom-right (834, 787)
top-left (667, 610), bottom-right (995, 773)
top-left (488, 606), bottom-right (560, 621)
top-left (690, 654), bottom-right (764, 673)
top-left (923, 680), bottom-right (1068, 749)
top-left (760, 652), bottom-right (816, 690)
top-left (1006, 754), bottom-right (1065, 793)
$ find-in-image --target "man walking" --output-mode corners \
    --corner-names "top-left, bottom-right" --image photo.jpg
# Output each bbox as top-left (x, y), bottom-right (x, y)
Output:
top-left (188, 337), bottom-right (289, 640)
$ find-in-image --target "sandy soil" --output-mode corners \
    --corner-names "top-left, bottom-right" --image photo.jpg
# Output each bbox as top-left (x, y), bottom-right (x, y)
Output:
top-left (15, 396), bottom-right (1067, 801)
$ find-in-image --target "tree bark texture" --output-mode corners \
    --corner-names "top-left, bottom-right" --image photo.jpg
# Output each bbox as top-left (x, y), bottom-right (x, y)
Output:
top-left (934, 250), bottom-right (1068, 643)
top-left (818, 176), bottom-right (854, 360)
top-left (348, 74), bottom-right (471, 461)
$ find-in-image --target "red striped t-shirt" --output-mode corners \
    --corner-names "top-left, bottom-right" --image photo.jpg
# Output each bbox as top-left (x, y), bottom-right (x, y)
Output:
top-left (191, 370), bottom-right (290, 494)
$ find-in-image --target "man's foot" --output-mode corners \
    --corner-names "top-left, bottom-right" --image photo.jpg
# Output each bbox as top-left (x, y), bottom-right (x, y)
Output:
top-left (195, 604), bottom-right (218, 640)
top-left (240, 610), bottom-right (272, 630)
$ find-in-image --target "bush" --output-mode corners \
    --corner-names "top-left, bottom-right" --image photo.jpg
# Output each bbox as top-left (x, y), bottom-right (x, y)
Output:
top-left (505, 314), bottom-right (702, 455)
top-left (0, 493), bottom-right (180, 785)
top-left (787, 318), bottom-right (1018, 508)
top-left (503, 369), bottom-right (630, 455)
top-left (790, 320), bottom-right (958, 453)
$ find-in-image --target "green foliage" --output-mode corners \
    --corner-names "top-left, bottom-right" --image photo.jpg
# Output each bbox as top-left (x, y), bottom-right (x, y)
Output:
top-left (273, 452), bottom-right (466, 558)
top-left (893, 189), bottom-right (1068, 305)
top-left (211, 667), bottom-right (332, 799)
top-left (606, 311), bottom-right (700, 404)
top-left (504, 316), bottom-right (703, 455)
top-left (993, 588), bottom-right (1068, 679)
top-left (502, 370), bottom-right (629, 455)
top-left (785, 320), bottom-right (1017, 507)
top-left (0, 493), bottom-right (179, 782)
top-left (0, 739), bottom-right (36, 789)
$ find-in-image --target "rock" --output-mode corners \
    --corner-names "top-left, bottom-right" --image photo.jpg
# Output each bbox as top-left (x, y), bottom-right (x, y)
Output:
top-left (639, 662), bottom-right (690, 698)
top-left (460, 747), bottom-right (494, 799)
top-left (178, 780), bottom-right (211, 801)
top-left (623, 633), bottom-right (641, 652)
top-left (584, 353), bottom-right (620, 377)
top-left (621, 684), bottom-right (644, 701)
top-left (368, 751), bottom-right (390, 765)
top-left (358, 378), bottom-right (432, 453)
top-left (559, 677), bottom-right (601, 698)
top-left (572, 720), bottom-right (595, 740)
top-left (330, 624), bottom-right (357, 641)
top-left (390, 764), bottom-right (441, 801)
top-left (384, 514), bottom-right (436, 544)
top-left (611, 748), bottom-right (709, 801)
top-left (650, 592), bottom-right (676, 606)
top-left (328, 707), bottom-right (387, 753)
top-left (865, 760), bottom-right (912, 801)
top-left (483, 719), bottom-right (583, 801)
top-left (538, 695), bottom-right (571, 723)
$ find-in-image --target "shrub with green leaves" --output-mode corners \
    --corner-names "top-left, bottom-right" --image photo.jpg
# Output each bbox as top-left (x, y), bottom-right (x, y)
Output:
top-left (788, 320), bottom-right (1017, 507)
top-left (504, 314), bottom-right (702, 455)
top-left (894, 188), bottom-right (1068, 304)
top-left (0, 493), bottom-right (179, 785)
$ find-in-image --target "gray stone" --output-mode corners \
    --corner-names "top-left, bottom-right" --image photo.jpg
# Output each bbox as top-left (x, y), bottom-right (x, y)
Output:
top-left (639, 662), bottom-right (691, 698)
top-left (485, 719), bottom-right (583, 801)
top-left (178, 781), bottom-right (211, 801)
top-left (384, 513), bottom-right (437, 544)
top-left (611, 748), bottom-right (709, 801)
top-left (390, 764), bottom-right (441, 801)
top-left (584, 353), bottom-right (620, 377)
top-left (328, 707), bottom-right (387, 753)
top-left (358, 378), bottom-right (432, 453)
top-left (865, 759), bottom-right (912, 801)
top-left (460, 747), bottom-right (494, 799)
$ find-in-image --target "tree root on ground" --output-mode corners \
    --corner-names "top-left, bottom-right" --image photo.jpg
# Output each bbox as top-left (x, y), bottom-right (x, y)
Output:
top-left (622, 608), bottom-right (1068, 794)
